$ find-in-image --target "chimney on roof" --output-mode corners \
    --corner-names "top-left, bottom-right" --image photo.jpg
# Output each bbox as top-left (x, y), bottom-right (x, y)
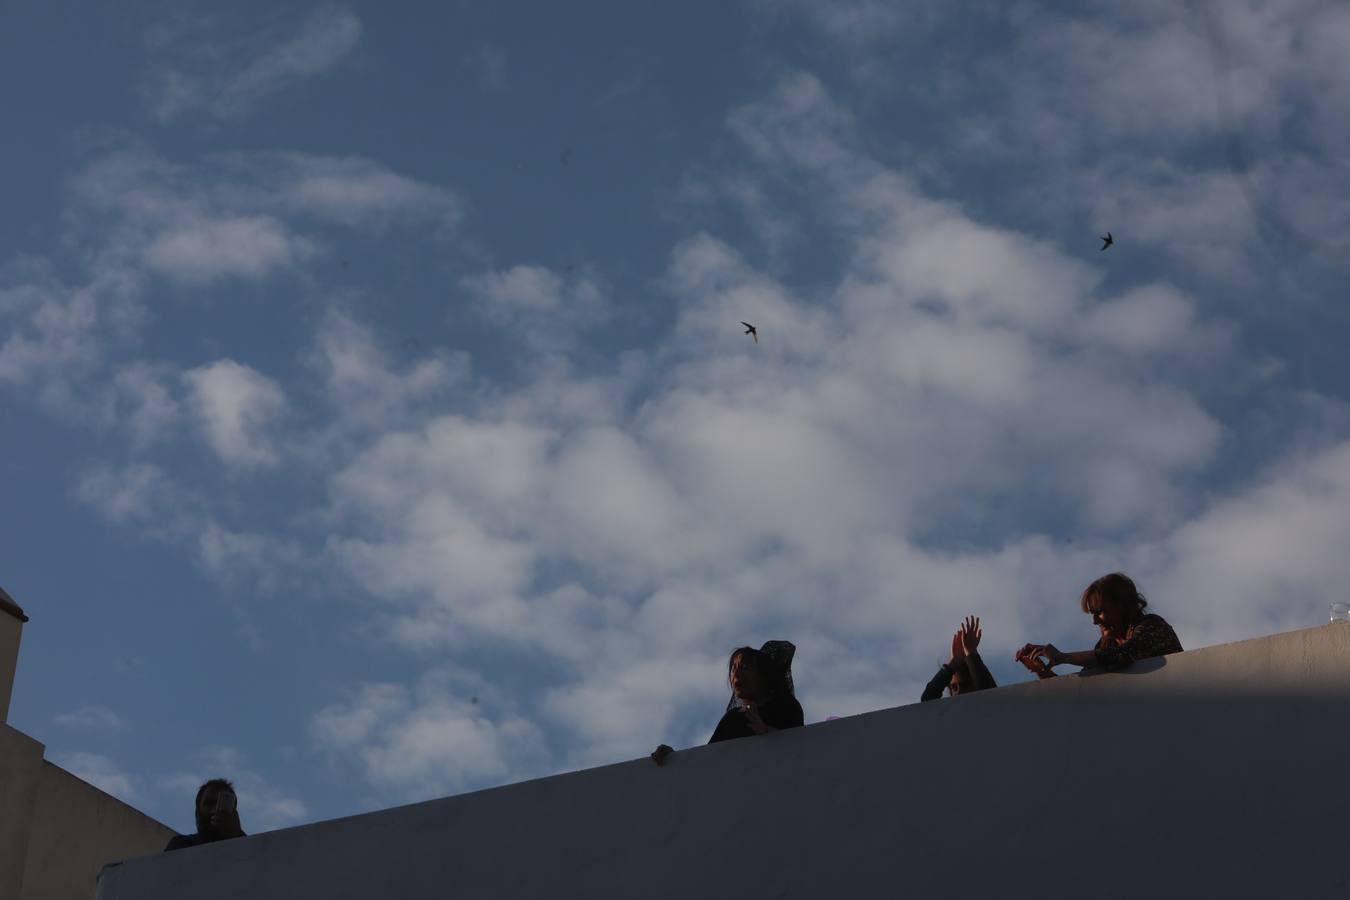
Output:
top-left (0, 585), bottom-right (28, 724)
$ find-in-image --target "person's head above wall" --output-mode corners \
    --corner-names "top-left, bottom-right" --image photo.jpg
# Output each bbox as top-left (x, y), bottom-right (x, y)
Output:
top-left (1079, 572), bottom-right (1148, 639)
top-left (194, 778), bottom-right (238, 836)
top-left (727, 643), bottom-right (794, 703)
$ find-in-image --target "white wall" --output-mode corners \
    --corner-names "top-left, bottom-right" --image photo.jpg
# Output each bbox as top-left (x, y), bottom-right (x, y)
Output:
top-left (96, 624), bottom-right (1350, 900)
top-left (1, 728), bottom-right (176, 900)
top-left (0, 591), bottom-right (174, 900)
top-left (22, 762), bottom-right (176, 900)
top-left (0, 725), bottom-right (44, 900)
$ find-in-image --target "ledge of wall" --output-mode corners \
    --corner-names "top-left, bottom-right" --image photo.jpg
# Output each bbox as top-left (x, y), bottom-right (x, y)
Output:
top-left (97, 624), bottom-right (1350, 900)
top-left (0, 586), bottom-right (28, 623)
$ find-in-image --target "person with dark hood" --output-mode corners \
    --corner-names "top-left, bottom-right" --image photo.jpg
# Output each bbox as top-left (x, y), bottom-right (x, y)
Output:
top-left (708, 640), bottom-right (804, 743)
top-left (1017, 572), bottom-right (1183, 675)
top-left (921, 615), bottom-right (997, 701)
top-left (164, 778), bottom-right (246, 851)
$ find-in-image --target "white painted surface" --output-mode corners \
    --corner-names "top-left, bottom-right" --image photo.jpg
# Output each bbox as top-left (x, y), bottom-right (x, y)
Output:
top-left (0, 598), bottom-right (176, 900)
top-left (0, 726), bottom-right (44, 900)
top-left (23, 762), bottom-right (176, 900)
top-left (97, 624), bottom-right (1350, 900)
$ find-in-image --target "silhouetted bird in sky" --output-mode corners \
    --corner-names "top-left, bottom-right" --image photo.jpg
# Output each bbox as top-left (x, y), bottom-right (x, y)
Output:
top-left (1100, 232), bottom-right (1114, 251)
top-left (741, 321), bottom-right (758, 343)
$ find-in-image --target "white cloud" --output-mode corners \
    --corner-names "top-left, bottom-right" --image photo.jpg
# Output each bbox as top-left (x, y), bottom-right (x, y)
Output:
top-left (72, 462), bottom-right (313, 598)
top-left (196, 521), bottom-right (308, 593)
top-left (53, 752), bottom-right (140, 804)
top-left (545, 426), bottom-right (699, 580)
top-left (1072, 163), bottom-right (1261, 278)
top-left (333, 499), bottom-right (535, 615)
top-left (463, 44), bottom-right (508, 92)
top-left (265, 155), bottom-right (462, 231)
top-left (459, 264), bottom-right (608, 353)
top-left (0, 261), bottom-right (145, 418)
top-left (73, 463), bottom-right (185, 528)
top-left (312, 673), bottom-right (548, 800)
top-left (160, 746), bottom-right (309, 832)
top-left (670, 170), bottom-right (801, 259)
top-left (289, 72), bottom-right (1283, 786)
top-left (183, 360), bottom-right (288, 469)
top-left (727, 71), bottom-right (857, 174)
top-left (22, 11), bottom-right (1348, 811)
top-left (751, 0), bottom-right (913, 44)
top-left (1078, 284), bottom-right (1200, 353)
top-left (52, 706), bottom-right (128, 732)
top-left (303, 310), bottom-right (468, 435)
top-left (541, 652), bottom-right (730, 764)
top-left (1147, 439), bottom-right (1350, 649)
top-left (144, 7), bottom-right (362, 122)
top-left (1024, 17), bottom-right (1229, 141)
top-left (60, 70), bottom-right (1295, 815)
top-left (143, 215), bottom-right (316, 284)
top-left (68, 146), bottom-right (460, 287)
top-left (464, 265), bottom-right (565, 314)
top-left (13, 34), bottom-right (1331, 817)
top-left (763, 2), bottom-right (1350, 276)
top-left (224, 8), bottom-right (361, 112)
top-left (112, 362), bottom-right (183, 448)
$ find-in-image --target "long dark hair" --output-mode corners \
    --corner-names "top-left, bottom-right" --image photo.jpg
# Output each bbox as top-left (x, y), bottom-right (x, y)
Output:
top-left (726, 642), bottom-right (795, 711)
top-left (1080, 572), bottom-right (1149, 624)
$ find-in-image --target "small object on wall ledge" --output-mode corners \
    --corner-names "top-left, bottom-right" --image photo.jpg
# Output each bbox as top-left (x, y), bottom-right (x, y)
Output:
top-left (0, 585), bottom-right (28, 621)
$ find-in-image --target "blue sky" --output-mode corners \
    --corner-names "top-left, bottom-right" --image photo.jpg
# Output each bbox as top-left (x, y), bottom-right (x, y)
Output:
top-left (4, 0), bottom-right (1350, 833)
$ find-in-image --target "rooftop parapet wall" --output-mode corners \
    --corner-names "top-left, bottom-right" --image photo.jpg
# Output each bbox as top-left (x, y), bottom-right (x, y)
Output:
top-left (24, 762), bottom-right (175, 900)
top-left (1, 726), bottom-right (45, 900)
top-left (97, 624), bottom-right (1350, 900)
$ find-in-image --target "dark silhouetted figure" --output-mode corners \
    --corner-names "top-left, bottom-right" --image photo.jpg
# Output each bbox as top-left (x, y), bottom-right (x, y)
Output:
top-left (164, 778), bottom-right (246, 851)
top-left (741, 321), bottom-right (758, 343)
top-left (709, 641), bottom-right (802, 743)
top-left (1017, 572), bottom-right (1183, 677)
top-left (922, 615), bottom-right (997, 701)
top-left (1100, 232), bottom-right (1114, 251)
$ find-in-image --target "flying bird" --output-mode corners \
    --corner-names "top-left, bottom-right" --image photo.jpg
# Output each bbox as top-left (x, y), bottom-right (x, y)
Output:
top-left (1100, 232), bottom-right (1114, 251)
top-left (741, 321), bottom-right (758, 343)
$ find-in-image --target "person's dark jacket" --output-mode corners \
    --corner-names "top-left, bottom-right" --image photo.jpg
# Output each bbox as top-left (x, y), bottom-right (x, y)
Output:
top-left (708, 694), bottom-right (805, 743)
top-left (920, 652), bottom-right (997, 702)
top-left (164, 828), bottom-right (246, 851)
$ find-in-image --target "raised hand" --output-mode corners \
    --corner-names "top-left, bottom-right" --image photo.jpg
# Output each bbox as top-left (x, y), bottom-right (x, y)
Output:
top-left (950, 629), bottom-right (966, 664)
top-left (960, 615), bottom-right (982, 656)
